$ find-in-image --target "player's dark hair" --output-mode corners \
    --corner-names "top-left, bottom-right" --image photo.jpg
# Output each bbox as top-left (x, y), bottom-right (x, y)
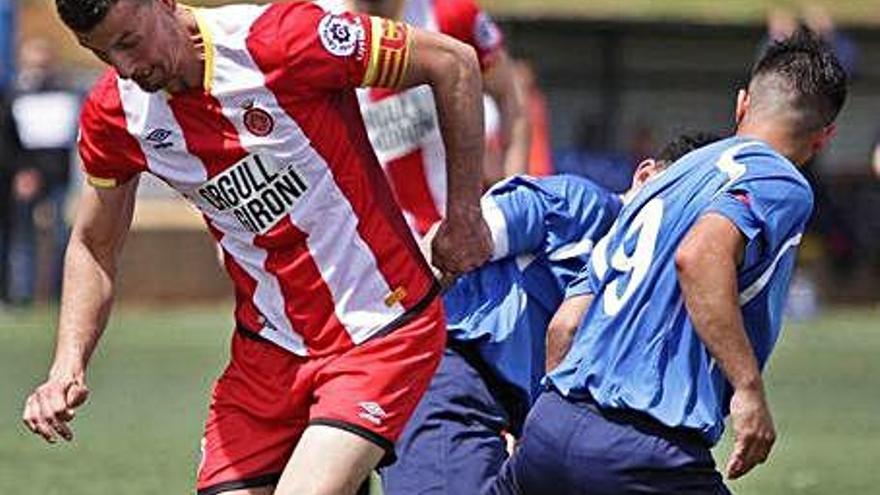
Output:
top-left (656, 132), bottom-right (723, 169)
top-left (750, 27), bottom-right (847, 131)
top-left (56, 0), bottom-right (137, 33)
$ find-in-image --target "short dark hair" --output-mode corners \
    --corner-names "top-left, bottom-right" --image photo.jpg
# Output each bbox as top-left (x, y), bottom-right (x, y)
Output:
top-left (750, 27), bottom-right (848, 132)
top-left (656, 131), bottom-right (723, 168)
top-left (56, 0), bottom-right (124, 33)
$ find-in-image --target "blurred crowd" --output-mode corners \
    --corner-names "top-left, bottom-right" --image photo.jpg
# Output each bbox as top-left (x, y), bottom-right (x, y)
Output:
top-left (0, 38), bottom-right (80, 308)
top-left (0, 3), bottom-right (876, 308)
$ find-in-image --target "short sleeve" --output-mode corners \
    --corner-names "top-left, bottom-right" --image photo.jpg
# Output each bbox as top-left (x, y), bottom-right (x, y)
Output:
top-left (482, 176), bottom-right (550, 260)
top-left (435, 0), bottom-right (505, 70)
top-left (564, 263), bottom-right (596, 299)
top-left (252, 3), bottom-right (414, 91)
top-left (78, 72), bottom-right (147, 188)
top-left (705, 150), bottom-right (814, 267)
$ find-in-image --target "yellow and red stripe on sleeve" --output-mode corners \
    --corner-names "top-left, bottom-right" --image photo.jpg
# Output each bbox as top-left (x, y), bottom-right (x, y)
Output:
top-left (85, 174), bottom-right (118, 188)
top-left (362, 17), bottom-right (412, 89)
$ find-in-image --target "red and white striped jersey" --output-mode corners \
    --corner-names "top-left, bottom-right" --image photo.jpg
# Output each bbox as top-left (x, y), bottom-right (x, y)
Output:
top-left (320, 0), bottom-right (504, 235)
top-left (78, 1), bottom-right (436, 357)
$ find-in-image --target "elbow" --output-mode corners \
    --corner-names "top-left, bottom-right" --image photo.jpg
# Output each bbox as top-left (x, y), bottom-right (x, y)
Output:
top-left (674, 243), bottom-right (701, 280)
top-left (438, 40), bottom-right (481, 88)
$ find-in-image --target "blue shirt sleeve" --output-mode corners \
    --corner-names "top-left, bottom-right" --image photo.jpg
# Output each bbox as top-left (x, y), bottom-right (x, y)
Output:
top-left (564, 263), bottom-right (595, 298)
top-left (482, 175), bottom-right (621, 262)
top-left (704, 148), bottom-right (814, 270)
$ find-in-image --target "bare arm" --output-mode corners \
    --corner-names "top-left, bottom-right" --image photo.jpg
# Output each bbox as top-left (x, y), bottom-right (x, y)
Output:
top-left (483, 50), bottom-right (530, 179)
top-left (545, 294), bottom-right (593, 372)
top-left (400, 28), bottom-right (492, 276)
top-left (23, 177), bottom-right (138, 443)
top-left (676, 213), bottom-right (775, 480)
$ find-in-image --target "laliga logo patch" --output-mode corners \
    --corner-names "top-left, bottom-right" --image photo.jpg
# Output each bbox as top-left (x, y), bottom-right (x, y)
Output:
top-left (318, 14), bottom-right (362, 57)
top-left (241, 99), bottom-right (274, 137)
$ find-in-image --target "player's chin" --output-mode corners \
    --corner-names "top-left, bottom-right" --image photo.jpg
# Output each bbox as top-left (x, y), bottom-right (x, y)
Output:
top-left (135, 79), bottom-right (165, 93)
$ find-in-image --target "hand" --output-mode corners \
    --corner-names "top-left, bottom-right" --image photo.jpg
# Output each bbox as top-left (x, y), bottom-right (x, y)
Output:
top-left (430, 207), bottom-right (492, 279)
top-left (13, 169), bottom-right (42, 201)
top-left (725, 385), bottom-right (776, 480)
top-left (22, 371), bottom-right (90, 444)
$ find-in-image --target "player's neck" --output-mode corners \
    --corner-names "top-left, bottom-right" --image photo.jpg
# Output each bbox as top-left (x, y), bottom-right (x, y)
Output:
top-left (165, 5), bottom-right (205, 94)
top-left (736, 122), bottom-right (806, 166)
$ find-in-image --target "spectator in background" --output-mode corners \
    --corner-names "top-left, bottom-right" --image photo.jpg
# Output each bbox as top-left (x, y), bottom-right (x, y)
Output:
top-left (5, 38), bottom-right (80, 305)
top-left (0, 87), bottom-right (15, 306)
top-left (514, 59), bottom-right (553, 177)
top-left (765, 7), bottom-right (798, 43)
top-left (804, 3), bottom-right (859, 78)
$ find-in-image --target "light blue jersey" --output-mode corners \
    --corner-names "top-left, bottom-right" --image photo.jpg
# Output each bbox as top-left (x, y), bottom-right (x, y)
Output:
top-left (444, 175), bottom-right (621, 403)
top-left (548, 136), bottom-right (814, 444)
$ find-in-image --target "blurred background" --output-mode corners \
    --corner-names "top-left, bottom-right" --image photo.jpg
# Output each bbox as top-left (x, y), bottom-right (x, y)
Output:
top-left (0, 1), bottom-right (878, 494)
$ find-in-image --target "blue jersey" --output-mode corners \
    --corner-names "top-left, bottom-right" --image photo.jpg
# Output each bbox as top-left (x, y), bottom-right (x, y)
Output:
top-left (444, 175), bottom-right (621, 402)
top-left (548, 136), bottom-right (813, 444)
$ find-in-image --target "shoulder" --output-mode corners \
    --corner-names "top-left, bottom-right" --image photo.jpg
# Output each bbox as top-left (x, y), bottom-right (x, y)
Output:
top-left (81, 70), bottom-right (126, 134)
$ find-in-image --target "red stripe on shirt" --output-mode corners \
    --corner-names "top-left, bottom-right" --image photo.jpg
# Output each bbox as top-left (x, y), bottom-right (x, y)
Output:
top-left (254, 217), bottom-right (354, 354)
top-left (384, 148), bottom-right (443, 236)
top-left (167, 93), bottom-right (246, 179)
top-left (247, 17), bottom-right (434, 311)
top-left (206, 219), bottom-right (262, 333)
top-left (170, 91), bottom-right (346, 352)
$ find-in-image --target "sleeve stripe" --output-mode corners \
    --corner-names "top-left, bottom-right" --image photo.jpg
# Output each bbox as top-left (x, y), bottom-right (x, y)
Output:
top-left (481, 195), bottom-right (509, 261)
top-left (362, 17), bottom-right (411, 88)
top-left (362, 17), bottom-right (385, 87)
top-left (86, 175), bottom-right (119, 188)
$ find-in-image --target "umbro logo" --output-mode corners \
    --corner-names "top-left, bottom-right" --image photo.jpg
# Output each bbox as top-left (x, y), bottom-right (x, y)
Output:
top-left (357, 401), bottom-right (387, 426)
top-left (145, 128), bottom-right (174, 149)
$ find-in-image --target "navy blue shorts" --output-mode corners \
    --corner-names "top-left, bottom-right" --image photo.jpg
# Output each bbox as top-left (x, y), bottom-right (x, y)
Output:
top-left (380, 346), bottom-right (510, 495)
top-left (490, 389), bottom-right (731, 495)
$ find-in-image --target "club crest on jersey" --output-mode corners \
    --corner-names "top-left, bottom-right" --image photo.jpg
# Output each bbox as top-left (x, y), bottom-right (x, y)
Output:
top-left (196, 154), bottom-right (309, 235)
top-left (318, 14), bottom-right (363, 57)
top-left (241, 100), bottom-right (274, 137)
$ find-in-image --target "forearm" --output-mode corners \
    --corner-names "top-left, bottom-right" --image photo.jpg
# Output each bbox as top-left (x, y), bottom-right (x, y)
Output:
top-left (49, 181), bottom-right (136, 378)
top-left (676, 249), bottom-right (762, 391)
top-left (50, 236), bottom-right (119, 378)
top-left (432, 46), bottom-right (485, 219)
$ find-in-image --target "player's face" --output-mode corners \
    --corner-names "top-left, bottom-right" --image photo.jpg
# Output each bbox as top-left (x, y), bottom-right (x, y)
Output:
top-left (76, 0), bottom-right (185, 93)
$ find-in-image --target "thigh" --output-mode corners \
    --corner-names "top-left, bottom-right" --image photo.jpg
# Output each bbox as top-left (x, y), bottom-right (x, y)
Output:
top-left (489, 390), bottom-right (586, 495)
top-left (196, 332), bottom-right (313, 495)
top-left (382, 347), bottom-right (509, 495)
top-left (274, 424), bottom-right (385, 495)
top-left (309, 298), bottom-right (447, 464)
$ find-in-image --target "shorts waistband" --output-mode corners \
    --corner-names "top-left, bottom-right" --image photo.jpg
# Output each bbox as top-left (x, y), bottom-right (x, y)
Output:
top-left (236, 281), bottom-right (442, 344)
top-left (549, 386), bottom-right (710, 448)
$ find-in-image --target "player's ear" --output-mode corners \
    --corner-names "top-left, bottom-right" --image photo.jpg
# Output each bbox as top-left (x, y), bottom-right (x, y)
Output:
top-left (632, 159), bottom-right (657, 189)
top-left (734, 89), bottom-right (750, 127)
top-left (811, 124), bottom-right (836, 155)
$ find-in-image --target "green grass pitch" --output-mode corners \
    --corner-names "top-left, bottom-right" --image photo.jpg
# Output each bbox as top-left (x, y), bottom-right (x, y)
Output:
top-left (1, 305), bottom-right (877, 493)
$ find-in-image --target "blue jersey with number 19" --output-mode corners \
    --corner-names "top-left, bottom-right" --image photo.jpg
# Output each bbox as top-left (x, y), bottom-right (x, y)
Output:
top-left (548, 136), bottom-right (814, 445)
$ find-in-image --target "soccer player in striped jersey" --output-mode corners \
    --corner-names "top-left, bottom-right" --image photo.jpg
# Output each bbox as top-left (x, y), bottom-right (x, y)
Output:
top-left (321, 0), bottom-right (530, 236)
top-left (385, 133), bottom-right (720, 495)
top-left (21, 1), bottom-right (493, 494)
top-left (491, 30), bottom-right (848, 495)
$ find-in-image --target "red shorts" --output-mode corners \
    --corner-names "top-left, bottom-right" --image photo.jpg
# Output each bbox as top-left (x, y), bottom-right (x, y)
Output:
top-left (196, 297), bottom-right (446, 494)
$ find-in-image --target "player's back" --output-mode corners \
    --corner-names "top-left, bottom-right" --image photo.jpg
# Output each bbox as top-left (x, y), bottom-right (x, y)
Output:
top-left (548, 136), bottom-right (814, 444)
